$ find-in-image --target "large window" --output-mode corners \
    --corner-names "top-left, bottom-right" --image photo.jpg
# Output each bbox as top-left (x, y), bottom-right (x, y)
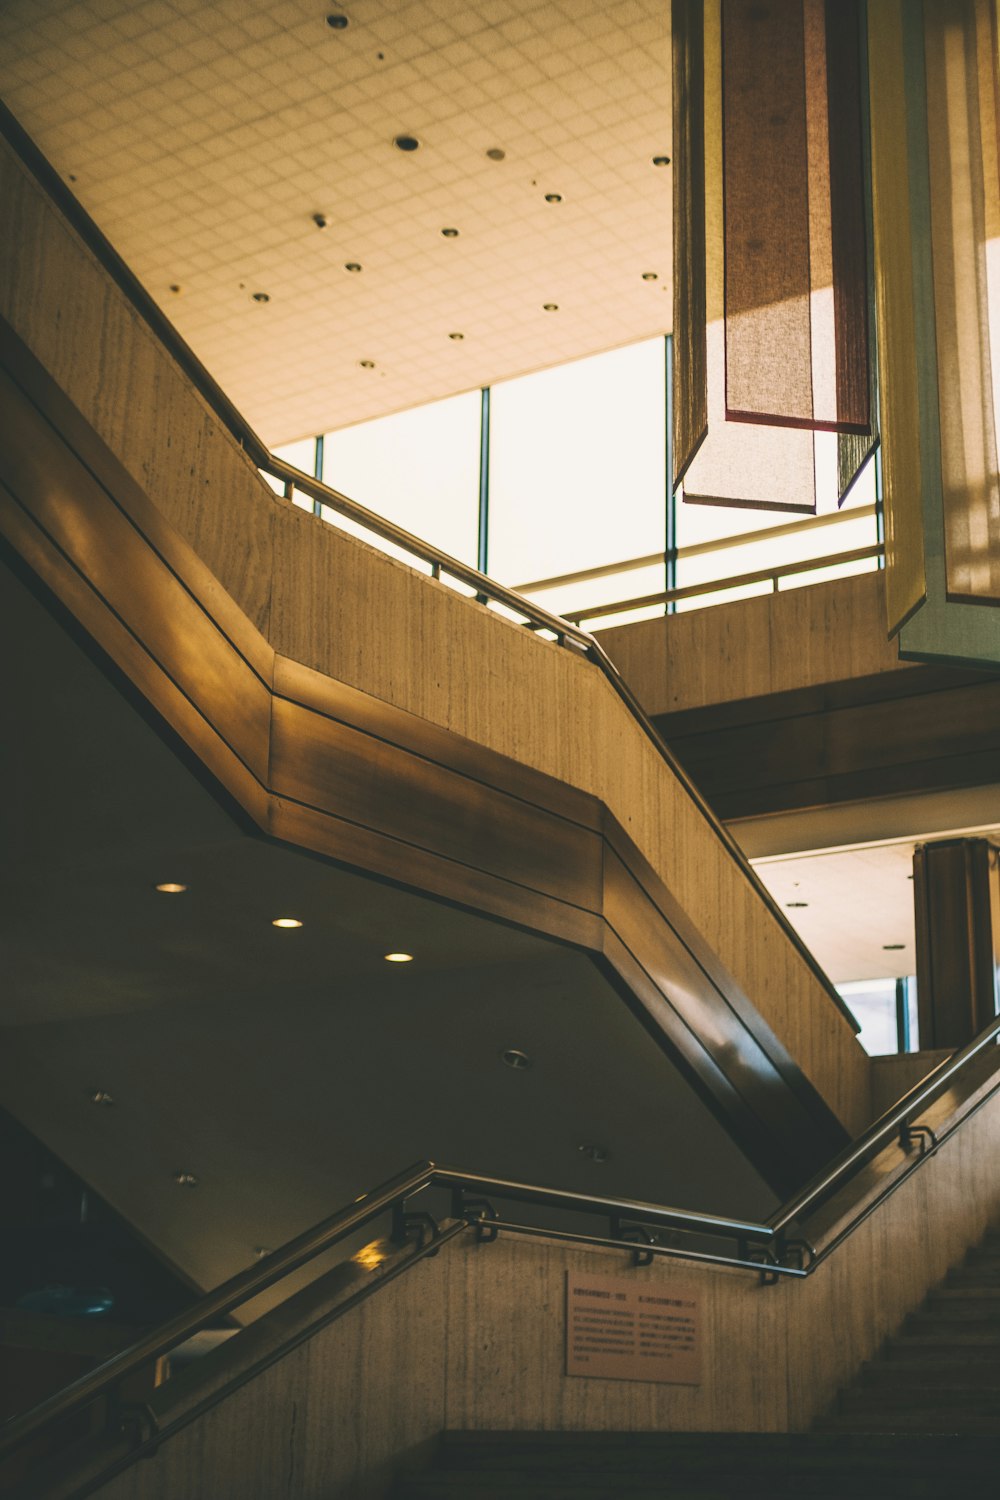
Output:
top-left (837, 977), bottom-right (918, 1057)
top-left (268, 334), bottom-right (881, 626)
top-left (673, 444), bottom-right (880, 612)
top-left (318, 391), bottom-right (482, 567)
top-left (486, 339), bottom-right (667, 624)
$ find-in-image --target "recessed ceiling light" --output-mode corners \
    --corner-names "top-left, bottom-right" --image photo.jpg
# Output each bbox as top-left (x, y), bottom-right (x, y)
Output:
top-left (501, 1048), bottom-right (532, 1070)
top-left (652, 154), bottom-right (671, 167)
top-left (254, 1246), bottom-right (272, 1259)
top-left (578, 1143), bottom-right (609, 1163)
top-left (441, 227), bottom-right (459, 237)
top-left (642, 271), bottom-right (658, 281)
top-left (251, 291), bottom-right (270, 303)
top-left (173, 1171), bottom-right (198, 1187)
top-left (486, 147), bottom-right (506, 161)
top-left (384, 951), bottom-right (414, 963)
top-left (543, 303), bottom-right (559, 311)
top-left (448, 332), bottom-right (464, 340)
top-left (883, 943), bottom-right (905, 951)
top-left (394, 134), bottom-right (420, 152)
top-left (169, 283), bottom-right (183, 294)
top-left (344, 262), bottom-right (363, 272)
top-left (786, 900), bottom-right (809, 908)
top-left (544, 193), bottom-right (562, 203)
top-left (313, 213), bottom-right (328, 229)
top-left (90, 1090), bottom-right (114, 1107)
top-left (358, 359), bottom-right (376, 368)
top-left (155, 882), bottom-right (187, 893)
top-left (272, 917), bottom-right (303, 929)
top-left (326, 13), bottom-right (349, 28)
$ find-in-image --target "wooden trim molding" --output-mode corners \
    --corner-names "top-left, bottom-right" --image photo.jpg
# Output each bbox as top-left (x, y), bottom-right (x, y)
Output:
top-left (0, 314), bottom-right (850, 1195)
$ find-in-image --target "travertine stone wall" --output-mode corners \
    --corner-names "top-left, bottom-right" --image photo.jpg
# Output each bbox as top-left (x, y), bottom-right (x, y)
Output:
top-left (0, 133), bottom-right (870, 1132)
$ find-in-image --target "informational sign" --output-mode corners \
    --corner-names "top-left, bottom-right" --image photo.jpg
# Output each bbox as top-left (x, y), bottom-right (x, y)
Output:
top-left (565, 1270), bottom-right (701, 1385)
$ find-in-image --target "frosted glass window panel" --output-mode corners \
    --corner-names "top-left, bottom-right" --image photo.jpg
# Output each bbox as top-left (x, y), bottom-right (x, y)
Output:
top-left (321, 391), bottom-right (481, 566)
top-left (488, 340), bottom-right (666, 586)
top-left (837, 978), bottom-right (899, 1056)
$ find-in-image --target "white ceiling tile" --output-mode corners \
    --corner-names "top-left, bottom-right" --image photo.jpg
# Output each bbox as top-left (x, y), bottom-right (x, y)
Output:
top-left (0, 0), bottom-right (672, 442)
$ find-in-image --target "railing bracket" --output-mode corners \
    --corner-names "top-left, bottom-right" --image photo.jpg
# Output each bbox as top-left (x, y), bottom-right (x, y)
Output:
top-left (611, 1217), bottom-right (657, 1267)
top-left (110, 1397), bottom-right (160, 1453)
top-left (391, 1202), bottom-right (443, 1253)
top-left (899, 1122), bottom-right (938, 1156)
top-left (453, 1192), bottom-right (500, 1243)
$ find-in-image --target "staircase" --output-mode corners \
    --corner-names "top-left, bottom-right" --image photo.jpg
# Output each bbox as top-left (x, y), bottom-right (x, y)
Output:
top-left (391, 1227), bottom-right (1000, 1498)
top-left (817, 1223), bottom-right (1000, 1434)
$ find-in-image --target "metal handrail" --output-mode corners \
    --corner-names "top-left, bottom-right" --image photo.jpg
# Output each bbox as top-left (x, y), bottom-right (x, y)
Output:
top-left (770, 1009), bottom-right (1000, 1234)
top-left (0, 1161), bottom-right (437, 1456)
top-left (5, 1010), bottom-right (1000, 1467)
top-left (512, 503), bottom-right (879, 595)
top-left (563, 544), bottom-right (884, 625)
top-left (265, 457), bottom-right (595, 649)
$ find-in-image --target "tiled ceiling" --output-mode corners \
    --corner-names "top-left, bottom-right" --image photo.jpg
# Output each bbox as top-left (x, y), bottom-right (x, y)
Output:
top-left (0, 0), bottom-right (672, 446)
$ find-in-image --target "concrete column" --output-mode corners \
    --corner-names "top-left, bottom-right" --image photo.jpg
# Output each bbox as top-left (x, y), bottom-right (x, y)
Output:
top-left (913, 838), bottom-right (1000, 1049)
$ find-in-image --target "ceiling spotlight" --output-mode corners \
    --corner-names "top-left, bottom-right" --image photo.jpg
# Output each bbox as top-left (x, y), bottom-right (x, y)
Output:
top-left (542, 303), bottom-right (559, 312)
top-left (251, 291), bottom-right (270, 303)
top-left (272, 917), bottom-right (303, 929)
top-left (326, 13), bottom-right (349, 28)
top-left (652, 154), bottom-right (671, 167)
top-left (313, 213), bottom-right (328, 229)
top-left (254, 1246), bottom-right (272, 1259)
top-left (173, 1171), bottom-right (198, 1187)
top-left (486, 147), bottom-right (506, 161)
top-left (883, 943), bottom-right (905, 951)
top-left (384, 951), bottom-right (414, 963)
top-left (441, 227), bottom-right (459, 237)
top-left (544, 193), bottom-right (562, 203)
top-left (501, 1048), bottom-right (532, 1070)
top-left (642, 271), bottom-right (658, 281)
top-left (578, 1143), bottom-right (609, 1163)
top-left (90, 1090), bottom-right (115, 1107)
top-left (358, 359), bottom-right (376, 368)
top-left (448, 332), bottom-right (464, 340)
top-left (155, 882), bottom-right (187, 894)
top-left (394, 134), bottom-right (420, 152)
top-left (344, 261), bottom-right (363, 272)
top-left (786, 900), bottom-right (809, 908)
top-left (169, 283), bottom-right (183, 295)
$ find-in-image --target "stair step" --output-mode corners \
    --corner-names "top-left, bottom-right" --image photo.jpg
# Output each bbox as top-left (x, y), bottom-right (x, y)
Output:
top-left (927, 1285), bottom-right (1000, 1301)
top-left (393, 1435), bottom-right (1000, 1498)
top-left (884, 1333), bottom-right (1000, 1358)
top-left (857, 1360), bottom-right (1000, 1387)
top-left (816, 1415), bottom-right (999, 1434)
top-left (432, 1432), bottom-right (1000, 1471)
top-left (838, 1388), bottom-right (1000, 1414)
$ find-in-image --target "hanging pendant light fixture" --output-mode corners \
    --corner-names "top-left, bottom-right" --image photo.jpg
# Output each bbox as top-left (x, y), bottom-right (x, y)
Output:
top-left (672, 0), bottom-right (877, 515)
